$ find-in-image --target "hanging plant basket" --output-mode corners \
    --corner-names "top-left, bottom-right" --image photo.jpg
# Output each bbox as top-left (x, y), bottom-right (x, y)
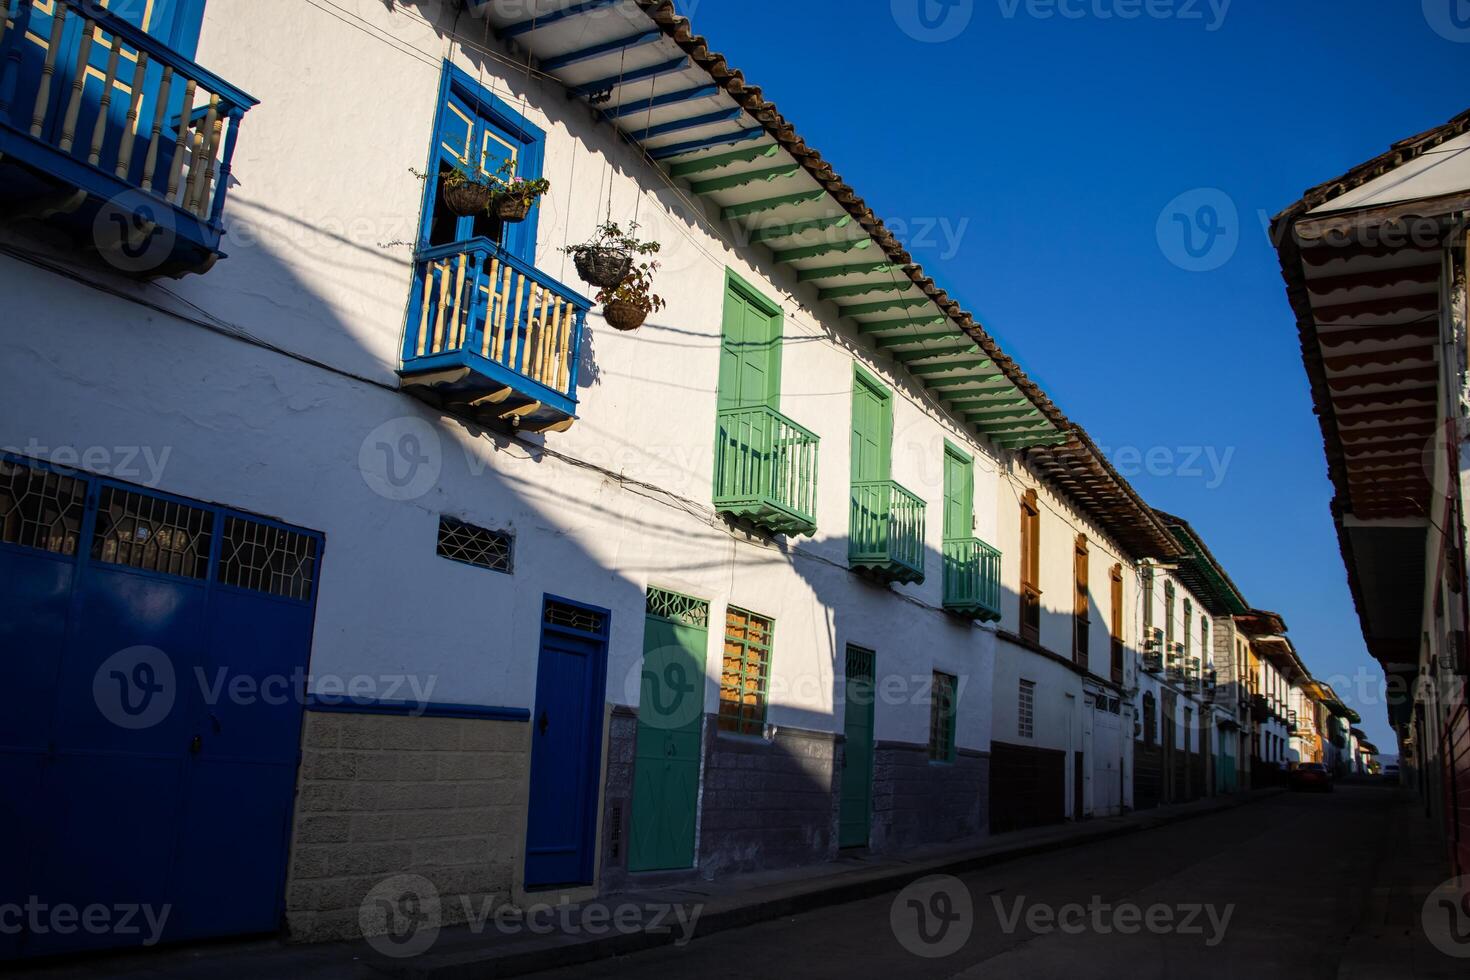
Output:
top-left (442, 178), bottom-right (496, 217)
top-left (495, 194), bottom-right (534, 223)
top-left (573, 247), bottom-right (633, 289)
top-left (603, 299), bottom-right (648, 332)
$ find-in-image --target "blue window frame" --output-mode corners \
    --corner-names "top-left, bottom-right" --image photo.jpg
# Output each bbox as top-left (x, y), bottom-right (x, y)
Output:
top-left (420, 62), bottom-right (546, 264)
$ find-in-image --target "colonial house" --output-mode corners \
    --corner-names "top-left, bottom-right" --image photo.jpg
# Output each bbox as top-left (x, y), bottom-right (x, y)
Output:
top-left (1271, 106), bottom-right (1470, 881)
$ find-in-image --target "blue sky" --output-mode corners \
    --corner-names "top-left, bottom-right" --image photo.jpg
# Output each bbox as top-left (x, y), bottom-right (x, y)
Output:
top-left (681, 0), bottom-right (1470, 750)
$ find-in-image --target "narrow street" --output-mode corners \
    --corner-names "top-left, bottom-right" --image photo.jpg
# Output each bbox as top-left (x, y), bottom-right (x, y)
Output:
top-left (537, 786), bottom-right (1449, 980)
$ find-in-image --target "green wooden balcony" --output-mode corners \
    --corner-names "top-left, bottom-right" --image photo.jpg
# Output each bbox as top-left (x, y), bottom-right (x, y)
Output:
top-left (849, 480), bottom-right (925, 584)
top-left (713, 405), bottom-right (820, 537)
top-left (942, 537), bottom-right (1002, 621)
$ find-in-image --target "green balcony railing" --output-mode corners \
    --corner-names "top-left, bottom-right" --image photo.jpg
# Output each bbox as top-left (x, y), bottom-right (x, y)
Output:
top-left (849, 480), bottom-right (925, 584)
top-left (942, 537), bottom-right (1002, 621)
top-left (713, 405), bottom-right (820, 537)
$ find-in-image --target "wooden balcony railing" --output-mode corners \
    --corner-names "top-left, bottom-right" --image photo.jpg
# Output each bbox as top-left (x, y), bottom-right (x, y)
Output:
top-left (0, 0), bottom-right (257, 274)
top-left (849, 479), bottom-right (925, 584)
top-left (400, 238), bottom-right (591, 429)
top-left (713, 405), bottom-right (819, 537)
top-left (942, 537), bottom-right (1002, 621)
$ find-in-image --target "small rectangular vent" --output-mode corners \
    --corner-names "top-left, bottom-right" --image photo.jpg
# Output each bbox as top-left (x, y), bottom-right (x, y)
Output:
top-left (545, 600), bottom-right (607, 635)
top-left (437, 516), bottom-right (513, 574)
top-left (646, 587), bottom-right (710, 628)
top-left (0, 458), bottom-right (85, 555)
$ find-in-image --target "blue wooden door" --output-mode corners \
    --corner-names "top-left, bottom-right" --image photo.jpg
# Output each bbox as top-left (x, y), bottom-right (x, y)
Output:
top-left (0, 458), bottom-right (322, 959)
top-left (524, 597), bottom-right (610, 889)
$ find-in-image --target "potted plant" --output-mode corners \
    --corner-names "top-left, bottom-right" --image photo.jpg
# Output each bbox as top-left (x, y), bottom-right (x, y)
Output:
top-left (598, 260), bottom-right (665, 331)
top-left (561, 219), bottom-right (662, 289)
top-left (438, 167), bottom-right (498, 217)
top-left (492, 171), bottom-right (552, 224)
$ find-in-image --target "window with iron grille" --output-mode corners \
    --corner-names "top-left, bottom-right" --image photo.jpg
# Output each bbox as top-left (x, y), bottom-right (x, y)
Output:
top-left (646, 587), bottom-right (710, 629)
top-left (91, 485), bottom-right (212, 579)
top-left (0, 458), bottom-right (85, 556)
top-left (218, 516), bottom-right (319, 600)
top-left (544, 600), bottom-right (607, 636)
top-left (930, 671), bottom-right (957, 762)
top-left (437, 516), bottom-right (512, 574)
top-left (719, 606), bottom-right (773, 736)
top-left (1017, 679), bottom-right (1035, 739)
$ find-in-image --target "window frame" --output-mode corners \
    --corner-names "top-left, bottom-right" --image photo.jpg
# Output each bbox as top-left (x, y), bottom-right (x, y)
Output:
top-left (1017, 678), bottom-right (1036, 740)
top-left (718, 605), bottom-right (774, 737)
top-left (1109, 563), bottom-right (1125, 684)
top-left (1072, 533), bottom-right (1089, 666)
top-left (929, 671), bottom-right (958, 763)
top-left (419, 61), bottom-right (547, 264)
top-left (1019, 489), bottom-right (1041, 643)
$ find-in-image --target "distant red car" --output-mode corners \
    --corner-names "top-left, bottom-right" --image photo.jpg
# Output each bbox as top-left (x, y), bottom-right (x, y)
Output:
top-left (1289, 762), bottom-right (1334, 793)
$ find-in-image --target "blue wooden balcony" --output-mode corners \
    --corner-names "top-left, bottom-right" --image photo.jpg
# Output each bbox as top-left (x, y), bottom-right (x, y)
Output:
top-left (713, 405), bottom-right (820, 537)
top-left (942, 537), bottom-right (1002, 621)
top-left (399, 238), bottom-right (592, 433)
top-left (0, 0), bottom-right (257, 277)
top-left (849, 480), bottom-right (926, 585)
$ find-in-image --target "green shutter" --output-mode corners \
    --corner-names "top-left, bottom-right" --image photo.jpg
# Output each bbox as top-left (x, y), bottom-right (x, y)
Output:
top-left (718, 272), bottom-right (783, 412)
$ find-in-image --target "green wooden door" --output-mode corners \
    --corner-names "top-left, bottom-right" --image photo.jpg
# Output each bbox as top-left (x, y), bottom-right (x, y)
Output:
top-left (839, 645), bottom-right (876, 848)
top-left (943, 445), bottom-right (973, 539)
top-left (851, 373), bottom-right (891, 482)
top-left (718, 276), bottom-right (782, 411)
top-left (628, 592), bottom-right (709, 872)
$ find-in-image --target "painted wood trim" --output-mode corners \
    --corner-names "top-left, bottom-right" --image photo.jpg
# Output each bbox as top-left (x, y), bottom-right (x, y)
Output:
top-left (304, 694), bottom-right (532, 722)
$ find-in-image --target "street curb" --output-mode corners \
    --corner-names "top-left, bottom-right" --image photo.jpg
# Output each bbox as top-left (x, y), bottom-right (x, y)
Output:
top-left (404, 789), bottom-right (1286, 979)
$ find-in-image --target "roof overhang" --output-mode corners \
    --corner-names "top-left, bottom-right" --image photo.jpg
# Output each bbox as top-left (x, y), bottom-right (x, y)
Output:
top-left (1270, 108), bottom-right (1470, 670)
top-left (475, 0), bottom-right (1071, 448)
top-left (1153, 510), bottom-right (1250, 615)
top-left (1021, 425), bottom-right (1184, 560)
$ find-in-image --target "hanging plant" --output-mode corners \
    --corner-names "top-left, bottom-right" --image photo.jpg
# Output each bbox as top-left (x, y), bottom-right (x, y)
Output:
top-left (490, 162), bottom-right (552, 224)
top-left (562, 219), bottom-right (662, 289)
top-left (598, 260), bottom-right (665, 331)
top-left (438, 168), bottom-right (498, 218)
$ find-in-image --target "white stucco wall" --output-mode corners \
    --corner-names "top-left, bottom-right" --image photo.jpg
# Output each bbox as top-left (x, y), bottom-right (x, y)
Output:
top-left (0, 0), bottom-right (1017, 751)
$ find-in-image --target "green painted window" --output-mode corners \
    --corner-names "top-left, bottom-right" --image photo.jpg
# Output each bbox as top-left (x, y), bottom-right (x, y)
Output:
top-left (942, 443), bottom-right (973, 540)
top-left (1164, 580), bottom-right (1176, 648)
top-left (719, 606), bottom-right (773, 736)
top-left (851, 368), bottom-right (892, 483)
top-left (929, 671), bottom-right (957, 762)
top-left (718, 273), bottom-right (783, 411)
top-left (1183, 599), bottom-right (1193, 659)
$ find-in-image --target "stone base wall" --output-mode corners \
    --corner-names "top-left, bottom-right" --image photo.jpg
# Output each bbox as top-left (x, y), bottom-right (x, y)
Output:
top-left (284, 710), bottom-right (529, 942)
top-left (598, 706), bottom-right (639, 891)
top-left (869, 743), bottom-right (988, 853)
top-left (697, 720), bottom-right (839, 877)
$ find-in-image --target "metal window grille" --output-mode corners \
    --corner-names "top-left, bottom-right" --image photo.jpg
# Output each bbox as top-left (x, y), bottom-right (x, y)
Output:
top-left (218, 516), bottom-right (319, 600)
top-left (1018, 679), bottom-right (1036, 739)
top-left (91, 485), bottom-right (212, 579)
top-left (545, 600), bottom-right (606, 635)
top-left (930, 671), bottom-right (957, 762)
top-left (437, 516), bottom-right (513, 574)
top-left (0, 458), bottom-right (85, 555)
top-left (719, 606), bottom-right (772, 736)
top-left (646, 588), bottom-right (710, 629)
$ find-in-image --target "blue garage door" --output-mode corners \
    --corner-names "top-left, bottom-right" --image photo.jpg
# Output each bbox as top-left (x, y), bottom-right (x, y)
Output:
top-left (0, 456), bottom-right (323, 959)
